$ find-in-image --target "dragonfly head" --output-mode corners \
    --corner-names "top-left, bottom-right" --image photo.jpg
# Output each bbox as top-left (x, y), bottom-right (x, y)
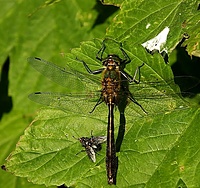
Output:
top-left (102, 54), bottom-right (122, 67)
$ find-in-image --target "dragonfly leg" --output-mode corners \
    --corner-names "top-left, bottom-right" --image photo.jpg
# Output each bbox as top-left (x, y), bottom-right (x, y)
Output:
top-left (120, 62), bottom-right (144, 84)
top-left (96, 40), bottom-right (106, 61)
top-left (119, 43), bottom-right (131, 65)
top-left (132, 63), bottom-right (144, 84)
top-left (118, 42), bottom-right (145, 83)
top-left (128, 92), bottom-right (147, 114)
top-left (96, 38), bottom-right (122, 61)
top-left (76, 57), bottom-right (104, 74)
top-left (90, 96), bottom-right (104, 113)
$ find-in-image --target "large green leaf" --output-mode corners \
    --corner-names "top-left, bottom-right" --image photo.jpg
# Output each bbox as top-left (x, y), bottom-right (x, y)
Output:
top-left (5, 108), bottom-right (200, 187)
top-left (5, 31), bottom-right (200, 187)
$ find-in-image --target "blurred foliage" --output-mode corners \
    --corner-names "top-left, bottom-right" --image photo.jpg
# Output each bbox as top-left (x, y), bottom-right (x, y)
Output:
top-left (0, 0), bottom-right (200, 187)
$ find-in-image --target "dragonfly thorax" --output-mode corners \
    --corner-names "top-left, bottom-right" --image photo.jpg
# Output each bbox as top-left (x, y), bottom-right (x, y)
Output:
top-left (102, 69), bottom-right (121, 105)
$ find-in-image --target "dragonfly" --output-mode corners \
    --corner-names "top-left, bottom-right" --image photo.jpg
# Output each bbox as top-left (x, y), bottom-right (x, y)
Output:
top-left (74, 132), bottom-right (106, 163)
top-left (74, 40), bottom-right (148, 184)
top-left (28, 39), bottom-right (192, 184)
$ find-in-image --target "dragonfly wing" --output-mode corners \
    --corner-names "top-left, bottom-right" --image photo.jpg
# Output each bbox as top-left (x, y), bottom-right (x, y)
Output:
top-left (124, 77), bottom-right (190, 116)
top-left (28, 92), bottom-right (108, 117)
top-left (27, 57), bottom-right (100, 92)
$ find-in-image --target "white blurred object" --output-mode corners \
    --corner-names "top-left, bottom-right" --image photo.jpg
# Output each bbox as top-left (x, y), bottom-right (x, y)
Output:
top-left (142, 27), bottom-right (170, 54)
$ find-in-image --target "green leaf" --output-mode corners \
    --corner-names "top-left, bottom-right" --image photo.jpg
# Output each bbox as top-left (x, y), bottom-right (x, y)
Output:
top-left (5, 108), bottom-right (200, 187)
top-left (106, 0), bottom-right (200, 56)
top-left (5, 109), bottom-right (107, 186)
top-left (119, 108), bottom-right (200, 188)
top-left (102, 0), bottom-right (123, 6)
top-left (182, 9), bottom-right (200, 57)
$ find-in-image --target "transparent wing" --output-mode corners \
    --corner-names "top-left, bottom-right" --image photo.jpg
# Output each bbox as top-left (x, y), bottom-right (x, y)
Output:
top-left (27, 57), bottom-right (100, 92)
top-left (122, 76), bottom-right (199, 116)
top-left (127, 76), bottom-right (200, 94)
top-left (28, 56), bottom-right (199, 117)
top-left (28, 92), bottom-right (108, 118)
top-left (28, 77), bottom-right (196, 118)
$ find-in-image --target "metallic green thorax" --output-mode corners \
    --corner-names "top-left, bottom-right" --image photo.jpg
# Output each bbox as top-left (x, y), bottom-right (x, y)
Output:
top-left (101, 56), bottom-right (121, 106)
